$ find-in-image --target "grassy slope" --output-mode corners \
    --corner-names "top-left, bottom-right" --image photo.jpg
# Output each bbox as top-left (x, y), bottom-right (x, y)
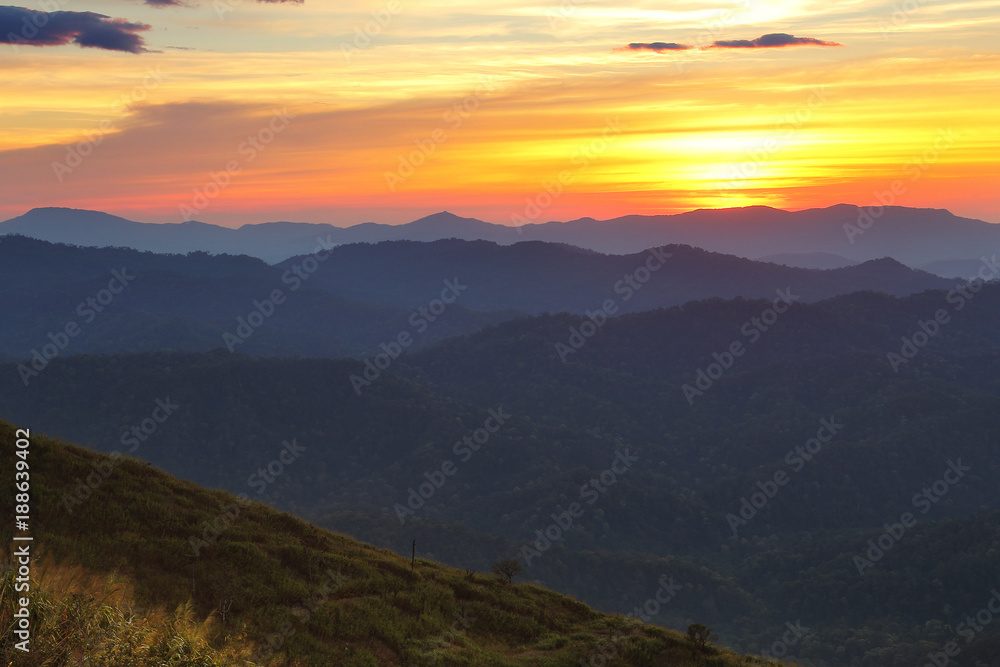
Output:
top-left (0, 420), bottom-right (778, 666)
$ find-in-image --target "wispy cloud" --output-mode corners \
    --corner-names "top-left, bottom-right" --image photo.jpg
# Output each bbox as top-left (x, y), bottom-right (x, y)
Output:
top-left (710, 33), bottom-right (842, 49)
top-left (619, 42), bottom-right (693, 53)
top-left (144, 0), bottom-right (301, 7)
top-left (0, 6), bottom-right (150, 53)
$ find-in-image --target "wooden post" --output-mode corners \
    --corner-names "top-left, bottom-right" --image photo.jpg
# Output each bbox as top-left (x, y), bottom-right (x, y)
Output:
top-left (411, 539), bottom-right (416, 571)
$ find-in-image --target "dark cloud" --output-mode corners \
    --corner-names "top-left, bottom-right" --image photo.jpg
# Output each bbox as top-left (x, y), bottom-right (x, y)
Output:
top-left (623, 42), bottom-right (692, 52)
top-left (0, 6), bottom-right (149, 53)
top-left (145, 0), bottom-right (302, 8)
top-left (711, 33), bottom-right (842, 48)
top-left (150, 0), bottom-right (301, 7)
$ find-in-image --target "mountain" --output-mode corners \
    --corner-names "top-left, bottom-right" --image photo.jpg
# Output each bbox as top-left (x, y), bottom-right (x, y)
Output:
top-left (5, 286), bottom-right (1000, 664)
top-left (918, 258), bottom-right (993, 279)
top-left (755, 252), bottom-right (858, 270)
top-left (0, 236), bottom-right (953, 362)
top-left (0, 420), bottom-right (766, 666)
top-left (385, 210), bottom-right (508, 240)
top-left (3, 205), bottom-right (999, 267)
top-left (0, 235), bottom-right (512, 360)
top-left (0, 207), bottom-right (243, 255)
top-left (0, 208), bottom-right (512, 265)
top-left (535, 204), bottom-right (1000, 267)
top-left (283, 240), bottom-right (953, 314)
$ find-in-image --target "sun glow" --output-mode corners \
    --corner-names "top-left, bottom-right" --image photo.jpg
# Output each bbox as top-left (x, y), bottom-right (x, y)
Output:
top-left (0, 0), bottom-right (997, 224)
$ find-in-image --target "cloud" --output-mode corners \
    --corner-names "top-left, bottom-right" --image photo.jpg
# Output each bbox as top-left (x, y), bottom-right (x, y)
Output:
top-left (618, 34), bottom-right (839, 54)
top-left (143, 0), bottom-right (301, 7)
top-left (0, 6), bottom-right (150, 53)
top-left (711, 33), bottom-right (842, 48)
top-left (620, 42), bottom-right (693, 53)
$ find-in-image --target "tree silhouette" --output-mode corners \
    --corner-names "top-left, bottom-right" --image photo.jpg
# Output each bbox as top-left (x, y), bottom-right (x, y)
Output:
top-left (491, 558), bottom-right (522, 584)
top-left (686, 623), bottom-right (716, 648)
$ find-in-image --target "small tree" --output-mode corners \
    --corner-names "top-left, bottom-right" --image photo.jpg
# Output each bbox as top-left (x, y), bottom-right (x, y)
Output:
top-left (217, 597), bottom-right (234, 624)
top-left (491, 558), bottom-right (523, 584)
top-left (686, 623), bottom-right (716, 648)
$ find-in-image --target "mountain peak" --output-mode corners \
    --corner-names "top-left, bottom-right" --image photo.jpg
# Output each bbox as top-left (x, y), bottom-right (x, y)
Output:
top-left (408, 211), bottom-right (496, 230)
top-left (418, 210), bottom-right (457, 218)
top-left (21, 206), bottom-right (126, 219)
top-left (4, 207), bottom-right (142, 229)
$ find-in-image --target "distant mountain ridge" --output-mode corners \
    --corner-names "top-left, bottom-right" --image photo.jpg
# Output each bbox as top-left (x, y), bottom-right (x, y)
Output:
top-left (0, 235), bottom-right (511, 361)
top-left (3, 204), bottom-right (998, 270)
top-left (6, 285), bottom-right (1000, 664)
top-left (755, 252), bottom-right (859, 270)
top-left (0, 235), bottom-right (954, 363)
top-left (280, 239), bottom-right (953, 314)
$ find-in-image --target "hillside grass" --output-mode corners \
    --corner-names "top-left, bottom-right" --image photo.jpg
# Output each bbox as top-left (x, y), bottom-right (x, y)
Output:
top-left (1, 420), bottom-right (780, 666)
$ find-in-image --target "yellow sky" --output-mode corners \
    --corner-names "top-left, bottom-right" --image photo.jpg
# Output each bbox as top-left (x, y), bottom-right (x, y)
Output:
top-left (0, 0), bottom-right (998, 225)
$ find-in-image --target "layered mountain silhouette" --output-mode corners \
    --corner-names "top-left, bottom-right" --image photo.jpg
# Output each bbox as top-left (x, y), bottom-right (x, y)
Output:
top-left (4, 285), bottom-right (1000, 664)
top-left (0, 235), bottom-right (954, 361)
top-left (755, 251), bottom-right (858, 269)
top-left (281, 240), bottom-right (953, 314)
top-left (3, 204), bottom-right (999, 270)
top-left (4, 217), bottom-right (1000, 665)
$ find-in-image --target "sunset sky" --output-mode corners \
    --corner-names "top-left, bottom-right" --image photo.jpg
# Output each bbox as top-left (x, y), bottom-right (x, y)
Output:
top-left (1, 0), bottom-right (998, 226)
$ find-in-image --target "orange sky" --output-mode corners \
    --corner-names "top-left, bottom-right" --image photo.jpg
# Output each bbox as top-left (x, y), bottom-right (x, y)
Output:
top-left (1, 0), bottom-right (998, 226)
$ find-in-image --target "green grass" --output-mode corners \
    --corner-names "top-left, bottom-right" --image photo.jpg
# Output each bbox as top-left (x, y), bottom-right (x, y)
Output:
top-left (0, 420), bottom-right (782, 666)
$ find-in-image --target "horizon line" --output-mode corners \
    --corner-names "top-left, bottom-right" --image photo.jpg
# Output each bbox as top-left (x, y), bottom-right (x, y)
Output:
top-left (5, 202), bottom-right (996, 230)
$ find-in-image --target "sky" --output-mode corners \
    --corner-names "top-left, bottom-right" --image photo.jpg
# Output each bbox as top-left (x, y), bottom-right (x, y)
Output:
top-left (1, 0), bottom-right (998, 227)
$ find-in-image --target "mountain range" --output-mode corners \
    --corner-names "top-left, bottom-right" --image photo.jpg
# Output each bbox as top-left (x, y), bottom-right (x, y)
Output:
top-left (4, 205), bottom-right (1000, 666)
top-left (3, 204), bottom-right (999, 273)
top-left (4, 285), bottom-right (1000, 664)
top-left (0, 235), bottom-right (955, 361)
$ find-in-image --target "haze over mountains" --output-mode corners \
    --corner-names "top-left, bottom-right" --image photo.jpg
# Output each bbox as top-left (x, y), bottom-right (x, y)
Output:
top-left (0, 235), bottom-right (954, 361)
top-left (4, 203), bottom-right (1000, 666)
top-left (3, 204), bottom-right (999, 274)
top-left (5, 285), bottom-right (1000, 664)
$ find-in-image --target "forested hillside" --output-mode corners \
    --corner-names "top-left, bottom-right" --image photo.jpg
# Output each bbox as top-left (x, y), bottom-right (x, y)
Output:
top-left (0, 420), bottom-right (771, 666)
top-left (4, 286), bottom-right (1000, 663)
